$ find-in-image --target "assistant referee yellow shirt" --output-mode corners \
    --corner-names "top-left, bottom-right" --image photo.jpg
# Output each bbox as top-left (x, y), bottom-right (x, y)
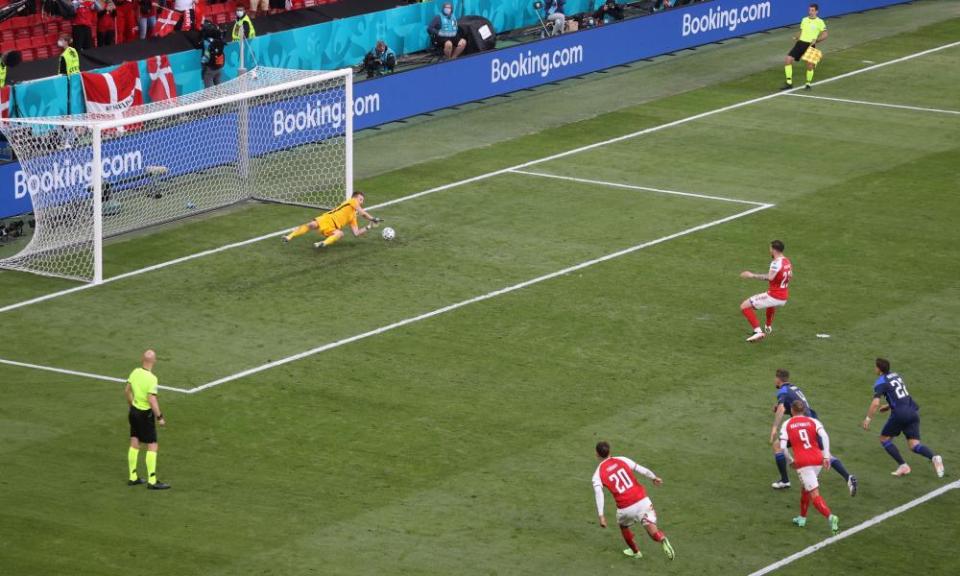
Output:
top-left (799, 17), bottom-right (826, 43)
top-left (128, 368), bottom-right (158, 411)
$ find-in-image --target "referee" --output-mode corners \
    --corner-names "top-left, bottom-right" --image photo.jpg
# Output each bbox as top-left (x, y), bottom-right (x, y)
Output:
top-left (125, 349), bottom-right (171, 490)
top-left (782, 3), bottom-right (828, 91)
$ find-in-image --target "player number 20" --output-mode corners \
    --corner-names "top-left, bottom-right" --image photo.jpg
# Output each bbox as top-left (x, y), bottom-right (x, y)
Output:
top-left (609, 469), bottom-right (634, 494)
top-left (797, 428), bottom-right (813, 450)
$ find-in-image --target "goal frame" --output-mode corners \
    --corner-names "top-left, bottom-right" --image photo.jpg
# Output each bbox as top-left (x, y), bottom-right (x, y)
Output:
top-left (1, 67), bottom-right (354, 284)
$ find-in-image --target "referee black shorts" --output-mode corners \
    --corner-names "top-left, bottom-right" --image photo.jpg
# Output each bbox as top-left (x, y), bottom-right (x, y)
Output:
top-left (129, 406), bottom-right (158, 444)
top-left (788, 40), bottom-right (812, 60)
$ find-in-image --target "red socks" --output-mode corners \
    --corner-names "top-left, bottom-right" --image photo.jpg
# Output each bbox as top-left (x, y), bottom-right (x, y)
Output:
top-left (620, 527), bottom-right (638, 553)
top-left (765, 308), bottom-right (776, 327)
top-left (742, 307), bottom-right (761, 330)
top-left (650, 530), bottom-right (666, 543)
top-left (800, 490), bottom-right (811, 517)
top-left (812, 495), bottom-right (831, 518)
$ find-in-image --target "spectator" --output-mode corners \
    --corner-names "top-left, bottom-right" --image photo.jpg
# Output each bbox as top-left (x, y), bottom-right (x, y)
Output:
top-left (268, 0), bottom-right (285, 16)
top-left (200, 21), bottom-right (225, 87)
top-left (174, 0), bottom-right (195, 30)
top-left (428, 2), bottom-right (466, 60)
top-left (137, 0), bottom-right (156, 39)
top-left (58, 35), bottom-right (81, 75)
top-left (115, 0), bottom-right (138, 43)
top-left (72, 0), bottom-right (103, 50)
top-left (362, 40), bottom-right (396, 79)
top-left (248, 0), bottom-right (267, 19)
top-left (543, 0), bottom-right (565, 37)
top-left (97, 2), bottom-right (117, 47)
top-left (594, 0), bottom-right (624, 24)
top-left (232, 6), bottom-right (255, 41)
top-left (0, 51), bottom-right (22, 88)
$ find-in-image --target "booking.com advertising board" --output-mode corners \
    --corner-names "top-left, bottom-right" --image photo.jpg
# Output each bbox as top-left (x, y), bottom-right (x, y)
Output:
top-left (0, 0), bottom-right (909, 218)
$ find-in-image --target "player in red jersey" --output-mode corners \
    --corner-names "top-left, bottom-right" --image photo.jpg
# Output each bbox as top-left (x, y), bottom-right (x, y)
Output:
top-left (740, 239), bottom-right (792, 342)
top-left (779, 400), bottom-right (840, 534)
top-left (591, 441), bottom-right (675, 560)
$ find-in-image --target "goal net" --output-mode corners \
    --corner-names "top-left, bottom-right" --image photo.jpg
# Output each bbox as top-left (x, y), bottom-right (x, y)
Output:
top-left (0, 66), bottom-right (353, 283)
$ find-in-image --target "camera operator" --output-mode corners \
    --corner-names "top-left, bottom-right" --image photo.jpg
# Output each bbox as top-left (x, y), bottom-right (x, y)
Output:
top-left (199, 20), bottom-right (226, 87)
top-left (542, 0), bottom-right (565, 37)
top-left (594, 0), bottom-right (624, 25)
top-left (362, 40), bottom-right (396, 79)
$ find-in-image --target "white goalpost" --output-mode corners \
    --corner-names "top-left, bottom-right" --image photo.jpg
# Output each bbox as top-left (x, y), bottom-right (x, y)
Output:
top-left (0, 66), bottom-right (353, 284)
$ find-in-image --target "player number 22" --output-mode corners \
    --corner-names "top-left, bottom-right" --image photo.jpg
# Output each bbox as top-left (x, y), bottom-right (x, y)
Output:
top-left (797, 428), bottom-right (813, 450)
top-left (609, 469), bottom-right (634, 494)
top-left (889, 377), bottom-right (909, 399)
top-left (779, 269), bottom-right (792, 289)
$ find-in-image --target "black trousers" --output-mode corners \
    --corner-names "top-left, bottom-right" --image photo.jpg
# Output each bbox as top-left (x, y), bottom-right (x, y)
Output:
top-left (73, 25), bottom-right (94, 50)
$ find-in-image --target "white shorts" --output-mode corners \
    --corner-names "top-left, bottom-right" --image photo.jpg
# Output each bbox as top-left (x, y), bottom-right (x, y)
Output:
top-left (749, 292), bottom-right (787, 310)
top-left (796, 465), bottom-right (822, 491)
top-left (616, 497), bottom-right (657, 528)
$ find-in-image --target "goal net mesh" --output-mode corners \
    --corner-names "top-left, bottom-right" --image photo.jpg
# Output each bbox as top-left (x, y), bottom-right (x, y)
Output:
top-left (0, 66), bottom-right (350, 283)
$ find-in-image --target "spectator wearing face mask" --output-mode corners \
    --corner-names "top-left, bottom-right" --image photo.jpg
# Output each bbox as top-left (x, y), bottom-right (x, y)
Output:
top-left (232, 6), bottom-right (255, 41)
top-left (58, 34), bottom-right (81, 75)
top-left (427, 2), bottom-right (466, 60)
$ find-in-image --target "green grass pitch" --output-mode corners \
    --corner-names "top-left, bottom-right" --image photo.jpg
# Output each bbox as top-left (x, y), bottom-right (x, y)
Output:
top-left (1, 4), bottom-right (959, 575)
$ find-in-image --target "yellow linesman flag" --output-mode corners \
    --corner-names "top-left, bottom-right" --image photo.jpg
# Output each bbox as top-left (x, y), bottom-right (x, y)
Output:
top-left (801, 46), bottom-right (823, 65)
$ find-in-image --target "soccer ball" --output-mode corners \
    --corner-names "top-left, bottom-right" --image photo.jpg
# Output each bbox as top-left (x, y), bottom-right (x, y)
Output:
top-left (381, 227), bottom-right (396, 241)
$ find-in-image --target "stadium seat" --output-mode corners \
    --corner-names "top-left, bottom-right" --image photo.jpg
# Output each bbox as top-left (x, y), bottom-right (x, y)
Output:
top-left (20, 47), bottom-right (35, 61)
top-left (0, 29), bottom-right (13, 44)
top-left (35, 45), bottom-right (50, 60)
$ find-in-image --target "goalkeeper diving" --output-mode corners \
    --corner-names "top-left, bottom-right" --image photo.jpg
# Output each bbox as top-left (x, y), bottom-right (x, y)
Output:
top-left (281, 191), bottom-right (383, 249)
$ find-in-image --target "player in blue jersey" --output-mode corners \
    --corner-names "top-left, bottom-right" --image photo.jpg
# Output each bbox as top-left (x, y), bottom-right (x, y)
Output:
top-left (863, 358), bottom-right (945, 478)
top-left (769, 368), bottom-right (857, 495)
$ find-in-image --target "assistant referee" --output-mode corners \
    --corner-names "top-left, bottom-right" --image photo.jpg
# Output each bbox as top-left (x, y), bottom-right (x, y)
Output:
top-left (125, 349), bottom-right (170, 490)
top-left (782, 3), bottom-right (828, 90)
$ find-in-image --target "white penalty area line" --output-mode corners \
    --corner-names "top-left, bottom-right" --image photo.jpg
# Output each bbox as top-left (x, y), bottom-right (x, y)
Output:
top-left (2, 40), bottom-right (957, 317)
top-left (0, 357), bottom-right (191, 393)
top-left (508, 170), bottom-right (767, 207)
top-left (187, 202), bottom-right (773, 394)
top-left (747, 479), bottom-right (960, 576)
top-left (786, 93), bottom-right (960, 116)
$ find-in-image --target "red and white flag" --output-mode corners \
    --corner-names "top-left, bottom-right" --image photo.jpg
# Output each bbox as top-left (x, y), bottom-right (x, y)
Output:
top-left (154, 6), bottom-right (181, 37)
top-left (81, 61), bottom-right (144, 132)
top-left (0, 86), bottom-right (11, 119)
top-left (147, 55), bottom-right (177, 103)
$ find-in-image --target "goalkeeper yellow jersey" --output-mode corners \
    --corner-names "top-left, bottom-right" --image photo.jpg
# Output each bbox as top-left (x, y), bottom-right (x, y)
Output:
top-left (798, 17), bottom-right (826, 43)
top-left (318, 198), bottom-right (360, 231)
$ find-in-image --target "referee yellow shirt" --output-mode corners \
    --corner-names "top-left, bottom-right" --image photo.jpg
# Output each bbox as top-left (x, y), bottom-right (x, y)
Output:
top-left (128, 368), bottom-right (158, 411)
top-left (799, 17), bottom-right (826, 43)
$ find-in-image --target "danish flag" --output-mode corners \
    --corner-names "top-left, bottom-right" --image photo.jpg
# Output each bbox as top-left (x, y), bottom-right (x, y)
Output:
top-left (155, 6), bottom-right (181, 37)
top-left (147, 55), bottom-right (178, 103)
top-left (81, 61), bottom-right (144, 133)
